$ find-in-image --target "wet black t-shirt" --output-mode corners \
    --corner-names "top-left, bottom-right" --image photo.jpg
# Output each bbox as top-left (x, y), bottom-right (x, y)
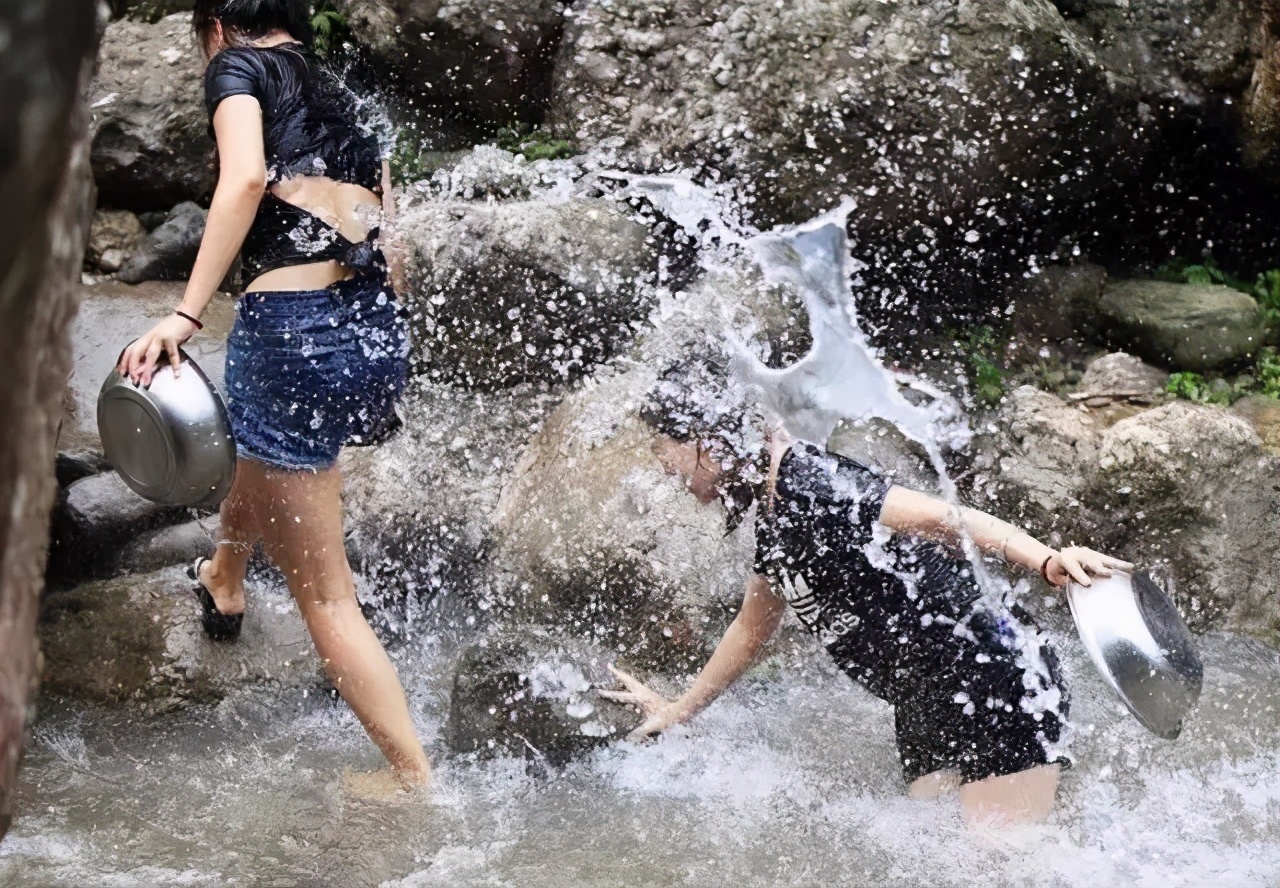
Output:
top-left (753, 443), bottom-right (1071, 783)
top-left (755, 444), bottom-right (1011, 702)
top-left (203, 44), bottom-right (384, 283)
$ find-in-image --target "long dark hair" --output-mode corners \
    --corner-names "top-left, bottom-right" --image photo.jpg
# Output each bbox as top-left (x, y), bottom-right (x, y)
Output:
top-left (192, 0), bottom-right (314, 54)
top-left (640, 355), bottom-right (770, 531)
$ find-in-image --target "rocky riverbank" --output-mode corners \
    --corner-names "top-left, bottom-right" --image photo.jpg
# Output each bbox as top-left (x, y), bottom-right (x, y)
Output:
top-left (29, 0), bottom-right (1280, 790)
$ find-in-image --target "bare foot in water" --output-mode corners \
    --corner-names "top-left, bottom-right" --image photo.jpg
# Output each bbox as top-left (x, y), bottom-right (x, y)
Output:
top-left (341, 767), bottom-right (431, 802)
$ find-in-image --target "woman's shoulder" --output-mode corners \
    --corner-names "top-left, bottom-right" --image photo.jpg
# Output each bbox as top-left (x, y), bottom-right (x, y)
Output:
top-left (204, 46), bottom-right (270, 109)
top-left (778, 441), bottom-right (886, 503)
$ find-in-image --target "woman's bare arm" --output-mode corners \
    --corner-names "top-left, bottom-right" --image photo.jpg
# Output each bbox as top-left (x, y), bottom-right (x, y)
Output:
top-left (121, 95), bottom-right (266, 384)
top-left (380, 159), bottom-right (409, 296)
top-left (602, 573), bottom-right (787, 739)
top-left (878, 485), bottom-right (1133, 587)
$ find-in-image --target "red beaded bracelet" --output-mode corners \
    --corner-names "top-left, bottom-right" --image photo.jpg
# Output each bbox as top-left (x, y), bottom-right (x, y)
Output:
top-left (174, 309), bottom-right (203, 330)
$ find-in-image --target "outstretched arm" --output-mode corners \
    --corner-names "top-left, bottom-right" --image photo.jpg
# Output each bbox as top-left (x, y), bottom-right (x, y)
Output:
top-left (601, 573), bottom-right (786, 739)
top-left (878, 485), bottom-right (1132, 587)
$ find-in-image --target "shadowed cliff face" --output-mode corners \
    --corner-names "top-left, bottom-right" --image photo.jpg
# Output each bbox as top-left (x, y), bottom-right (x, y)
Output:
top-left (0, 0), bottom-right (100, 841)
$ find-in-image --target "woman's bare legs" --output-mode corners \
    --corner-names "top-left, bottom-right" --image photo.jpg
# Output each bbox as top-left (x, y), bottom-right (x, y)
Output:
top-left (907, 770), bottom-right (961, 801)
top-left (205, 457), bottom-right (430, 786)
top-left (200, 461), bottom-right (259, 615)
top-left (957, 764), bottom-right (1060, 827)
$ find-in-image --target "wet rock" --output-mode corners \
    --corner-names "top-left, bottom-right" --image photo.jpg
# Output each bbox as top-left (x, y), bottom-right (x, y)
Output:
top-left (1092, 280), bottom-right (1265, 372)
top-left (117, 201), bottom-right (205, 284)
top-left (444, 628), bottom-right (633, 767)
top-left (47, 471), bottom-right (193, 588)
top-left (346, 0), bottom-right (567, 137)
top-left (339, 380), bottom-right (558, 620)
top-left (90, 13), bottom-right (213, 211)
top-left (399, 191), bottom-right (658, 388)
top-left (980, 390), bottom-right (1280, 639)
top-left (1011, 263), bottom-right (1109, 344)
top-left (552, 1), bottom-right (1127, 230)
top-left (54, 450), bottom-right (110, 489)
top-left (38, 568), bottom-right (322, 711)
top-left (116, 519), bottom-right (214, 575)
top-left (490, 368), bottom-right (748, 671)
top-left (1231, 395), bottom-right (1280, 455)
top-left (1076, 352), bottom-right (1170, 400)
top-left (85, 209), bottom-right (146, 273)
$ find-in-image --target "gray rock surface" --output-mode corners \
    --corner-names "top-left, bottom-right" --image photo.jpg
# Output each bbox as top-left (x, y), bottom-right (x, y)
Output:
top-left (1077, 352), bottom-right (1170, 399)
top-left (85, 209), bottom-right (146, 273)
top-left (0, 0), bottom-right (98, 840)
top-left (48, 472), bottom-right (193, 588)
top-left (444, 628), bottom-right (633, 767)
top-left (981, 388), bottom-right (1280, 640)
top-left (90, 13), bottom-right (212, 210)
top-left (38, 569), bottom-right (322, 711)
top-left (118, 201), bottom-right (207, 283)
top-left (346, 0), bottom-right (567, 136)
top-left (399, 190), bottom-right (658, 387)
top-left (490, 368), bottom-right (749, 671)
top-left (549, 0), bottom-right (1265, 232)
top-left (1093, 280), bottom-right (1265, 372)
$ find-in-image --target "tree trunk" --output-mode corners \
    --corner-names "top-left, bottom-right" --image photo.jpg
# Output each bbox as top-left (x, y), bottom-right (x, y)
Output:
top-left (0, 0), bottom-right (100, 841)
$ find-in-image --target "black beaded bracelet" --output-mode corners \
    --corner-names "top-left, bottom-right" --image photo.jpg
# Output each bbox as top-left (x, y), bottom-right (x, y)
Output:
top-left (1040, 554), bottom-right (1055, 584)
top-left (174, 309), bottom-right (203, 330)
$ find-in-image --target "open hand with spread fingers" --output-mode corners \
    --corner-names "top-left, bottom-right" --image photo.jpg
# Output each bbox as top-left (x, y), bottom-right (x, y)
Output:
top-left (597, 664), bottom-right (687, 741)
top-left (1043, 546), bottom-right (1134, 588)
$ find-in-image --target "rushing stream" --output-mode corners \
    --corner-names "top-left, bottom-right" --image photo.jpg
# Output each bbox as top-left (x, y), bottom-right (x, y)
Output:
top-left (2, 578), bottom-right (1279, 887)
top-left (8, 168), bottom-right (1280, 885)
top-left (9, 2), bottom-right (1280, 874)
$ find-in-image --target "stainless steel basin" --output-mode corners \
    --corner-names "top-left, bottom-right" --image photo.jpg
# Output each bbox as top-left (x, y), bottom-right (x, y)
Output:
top-left (1067, 571), bottom-right (1203, 740)
top-left (97, 348), bottom-right (235, 508)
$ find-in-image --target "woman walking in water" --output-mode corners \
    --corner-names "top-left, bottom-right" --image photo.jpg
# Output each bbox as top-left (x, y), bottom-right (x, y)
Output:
top-left (604, 358), bottom-right (1130, 826)
top-left (119, 0), bottom-right (430, 791)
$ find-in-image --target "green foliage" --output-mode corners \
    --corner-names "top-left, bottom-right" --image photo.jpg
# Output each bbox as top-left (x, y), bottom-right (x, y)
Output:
top-left (494, 125), bottom-right (576, 162)
top-left (1155, 255), bottom-right (1253, 294)
top-left (388, 140), bottom-right (434, 187)
top-left (1166, 348), bottom-right (1280, 406)
top-left (1255, 269), bottom-right (1280, 326)
top-left (310, 3), bottom-right (350, 56)
top-left (958, 325), bottom-right (1006, 407)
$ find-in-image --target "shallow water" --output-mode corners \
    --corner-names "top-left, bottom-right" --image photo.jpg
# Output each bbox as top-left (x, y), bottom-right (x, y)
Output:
top-left (4, 574), bottom-right (1278, 887)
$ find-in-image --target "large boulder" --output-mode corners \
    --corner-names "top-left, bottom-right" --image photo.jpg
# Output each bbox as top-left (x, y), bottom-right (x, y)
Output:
top-left (0, 0), bottom-right (99, 840)
top-left (117, 201), bottom-right (206, 283)
top-left (344, 0), bottom-right (567, 137)
top-left (549, 0), bottom-right (1275, 321)
top-left (489, 368), bottom-right (751, 671)
top-left (981, 387), bottom-right (1280, 640)
top-left (444, 628), bottom-right (633, 768)
top-left (47, 472), bottom-right (195, 589)
top-left (550, 1), bottom-right (1127, 229)
top-left (398, 182), bottom-right (659, 388)
top-left (1093, 280), bottom-right (1266, 372)
top-left (90, 13), bottom-right (213, 211)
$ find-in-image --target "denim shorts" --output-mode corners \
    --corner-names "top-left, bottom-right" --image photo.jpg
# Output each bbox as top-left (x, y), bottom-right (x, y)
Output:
top-left (224, 275), bottom-right (409, 471)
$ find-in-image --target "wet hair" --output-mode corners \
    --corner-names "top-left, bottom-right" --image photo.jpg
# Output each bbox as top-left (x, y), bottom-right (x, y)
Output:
top-left (192, 0), bottom-right (314, 55)
top-left (640, 355), bottom-right (769, 531)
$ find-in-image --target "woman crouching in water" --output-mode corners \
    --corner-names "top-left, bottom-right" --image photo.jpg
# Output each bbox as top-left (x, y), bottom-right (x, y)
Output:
top-left (604, 358), bottom-right (1130, 827)
top-left (118, 0), bottom-right (429, 791)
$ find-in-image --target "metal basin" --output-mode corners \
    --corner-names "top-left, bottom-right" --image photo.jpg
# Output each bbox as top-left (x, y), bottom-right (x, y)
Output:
top-left (97, 348), bottom-right (235, 508)
top-left (1066, 571), bottom-right (1203, 740)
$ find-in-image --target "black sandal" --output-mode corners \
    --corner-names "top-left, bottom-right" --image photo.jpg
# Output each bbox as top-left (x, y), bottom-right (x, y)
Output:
top-left (188, 556), bottom-right (243, 642)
